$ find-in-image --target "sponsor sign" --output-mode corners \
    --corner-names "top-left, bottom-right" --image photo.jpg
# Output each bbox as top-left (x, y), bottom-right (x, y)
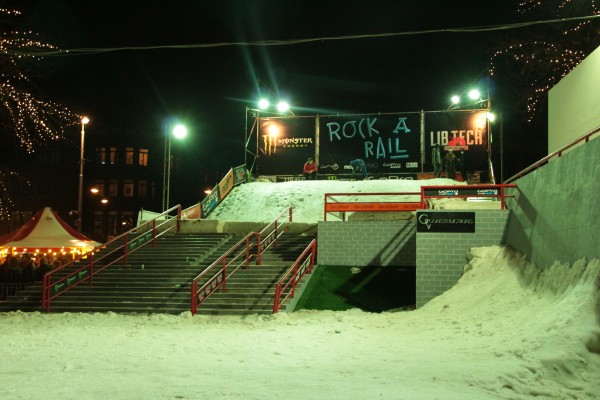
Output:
top-left (257, 117), bottom-right (316, 175)
top-left (201, 186), bottom-right (221, 217)
top-left (128, 230), bottom-right (153, 251)
top-left (218, 169), bottom-right (234, 200)
top-left (233, 165), bottom-right (248, 185)
top-left (416, 211), bottom-right (475, 233)
top-left (52, 269), bottom-right (90, 295)
top-left (326, 202), bottom-right (422, 212)
top-left (422, 187), bottom-right (499, 197)
top-left (425, 110), bottom-right (488, 176)
top-left (319, 113), bottom-right (421, 174)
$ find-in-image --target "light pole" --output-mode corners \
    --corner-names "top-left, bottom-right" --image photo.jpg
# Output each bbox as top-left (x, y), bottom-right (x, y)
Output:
top-left (162, 123), bottom-right (188, 211)
top-left (77, 116), bottom-right (90, 232)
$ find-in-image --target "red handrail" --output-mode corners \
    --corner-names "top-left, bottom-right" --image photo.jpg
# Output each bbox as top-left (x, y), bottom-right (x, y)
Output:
top-left (190, 206), bottom-right (293, 315)
top-left (42, 205), bottom-right (182, 312)
top-left (420, 184), bottom-right (516, 210)
top-left (273, 239), bottom-right (317, 313)
top-left (323, 192), bottom-right (422, 221)
top-left (504, 125), bottom-right (600, 183)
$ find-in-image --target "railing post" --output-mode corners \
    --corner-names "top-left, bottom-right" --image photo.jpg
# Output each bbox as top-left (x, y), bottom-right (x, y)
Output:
top-left (42, 274), bottom-right (50, 313)
top-left (152, 219), bottom-right (157, 247)
top-left (308, 242), bottom-right (316, 273)
top-left (273, 284), bottom-right (281, 314)
top-left (191, 280), bottom-right (197, 316)
top-left (124, 232), bottom-right (129, 266)
top-left (245, 236), bottom-right (251, 269)
top-left (88, 251), bottom-right (94, 288)
top-left (288, 206), bottom-right (293, 222)
top-left (221, 258), bottom-right (227, 293)
top-left (177, 206), bottom-right (182, 233)
top-left (324, 194), bottom-right (327, 221)
top-left (256, 233), bottom-right (262, 265)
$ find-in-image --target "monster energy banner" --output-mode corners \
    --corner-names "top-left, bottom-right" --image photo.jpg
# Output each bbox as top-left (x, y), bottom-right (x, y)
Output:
top-left (319, 113), bottom-right (421, 175)
top-left (424, 110), bottom-right (488, 176)
top-left (257, 117), bottom-right (316, 175)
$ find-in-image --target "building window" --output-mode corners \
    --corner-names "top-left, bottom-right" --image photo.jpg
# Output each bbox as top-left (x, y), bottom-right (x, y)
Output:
top-left (109, 147), bottom-right (117, 165)
top-left (121, 212), bottom-right (134, 232)
top-left (138, 180), bottom-right (147, 197)
top-left (93, 212), bottom-right (104, 238)
top-left (125, 147), bottom-right (134, 165)
top-left (108, 180), bottom-right (118, 197)
top-left (139, 149), bottom-right (148, 166)
top-left (123, 180), bottom-right (134, 197)
top-left (107, 212), bottom-right (118, 236)
top-left (96, 148), bottom-right (106, 164)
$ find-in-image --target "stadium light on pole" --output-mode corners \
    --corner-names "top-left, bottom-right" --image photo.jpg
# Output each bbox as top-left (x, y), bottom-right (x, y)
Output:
top-left (162, 122), bottom-right (188, 211)
top-left (77, 116), bottom-right (90, 232)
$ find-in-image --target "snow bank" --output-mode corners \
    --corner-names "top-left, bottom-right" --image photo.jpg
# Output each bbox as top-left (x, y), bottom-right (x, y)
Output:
top-left (1, 246), bottom-right (599, 399)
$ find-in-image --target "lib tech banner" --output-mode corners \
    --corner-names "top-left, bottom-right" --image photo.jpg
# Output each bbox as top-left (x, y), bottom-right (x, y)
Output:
top-left (318, 113), bottom-right (421, 175)
top-left (424, 110), bottom-right (488, 174)
top-left (257, 117), bottom-right (316, 175)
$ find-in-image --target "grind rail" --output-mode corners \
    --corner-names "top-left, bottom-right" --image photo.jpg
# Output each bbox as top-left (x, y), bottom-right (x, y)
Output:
top-left (272, 239), bottom-right (317, 313)
top-left (190, 206), bottom-right (292, 315)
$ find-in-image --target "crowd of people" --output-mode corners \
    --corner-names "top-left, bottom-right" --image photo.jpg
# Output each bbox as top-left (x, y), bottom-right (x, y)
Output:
top-left (303, 157), bottom-right (369, 181)
top-left (302, 148), bottom-right (467, 182)
top-left (432, 145), bottom-right (468, 181)
top-left (0, 253), bottom-right (63, 284)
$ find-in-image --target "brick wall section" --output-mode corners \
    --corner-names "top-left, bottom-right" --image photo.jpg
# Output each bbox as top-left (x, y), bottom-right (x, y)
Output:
top-left (317, 220), bottom-right (416, 267)
top-left (416, 209), bottom-right (510, 307)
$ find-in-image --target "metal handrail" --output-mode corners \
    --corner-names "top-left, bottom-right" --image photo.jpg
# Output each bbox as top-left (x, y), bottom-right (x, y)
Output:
top-left (190, 206), bottom-right (293, 315)
top-left (273, 239), bottom-right (317, 313)
top-left (42, 204), bottom-right (182, 312)
top-left (504, 125), bottom-right (600, 183)
top-left (190, 232), bottom-right (259, 315)
top-left (420, 184), bottom-right (517, 210)
top-left (324, 192), bottom-right (422, 221)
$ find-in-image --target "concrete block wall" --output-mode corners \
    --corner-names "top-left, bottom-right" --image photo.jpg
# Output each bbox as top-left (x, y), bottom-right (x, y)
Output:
top-left (317, 220), bottom-right (416, 267)
top-left (505, 136), bottom-right (600, 268)
top-left (416, 210), bottom-right (510, 307)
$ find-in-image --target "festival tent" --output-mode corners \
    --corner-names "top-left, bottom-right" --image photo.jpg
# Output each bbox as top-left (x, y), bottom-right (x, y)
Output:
top-left (0, 207), bottom-right (101, 257)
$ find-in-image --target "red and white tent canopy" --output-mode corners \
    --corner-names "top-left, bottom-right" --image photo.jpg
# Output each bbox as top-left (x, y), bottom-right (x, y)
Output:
top-left (0, 207), bottom-right (100, 251)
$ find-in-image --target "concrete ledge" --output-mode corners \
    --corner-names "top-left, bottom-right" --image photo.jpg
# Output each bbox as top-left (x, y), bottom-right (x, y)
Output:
top-left (178, 220), bottom-right (318, 235)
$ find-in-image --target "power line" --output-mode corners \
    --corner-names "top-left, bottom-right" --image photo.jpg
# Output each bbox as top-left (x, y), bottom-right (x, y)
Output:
top-left (9, 14), bottom-right (600, 57)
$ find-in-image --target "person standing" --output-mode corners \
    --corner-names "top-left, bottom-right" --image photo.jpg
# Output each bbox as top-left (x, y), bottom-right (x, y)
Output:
top-left (303, 157), bottom-right (318, 180)
top-left (349, 159), bottom-right (367, 180)
top-left (432, 144), bottom-right (442, 178)
top-left (459, 149), bottom-right (468, 183)
top-left (444, 151), bottom-right (457, 180)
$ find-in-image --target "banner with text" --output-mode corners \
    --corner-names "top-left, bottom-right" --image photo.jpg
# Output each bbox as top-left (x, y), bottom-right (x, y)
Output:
top-left (256, 117), bottom-right (316, 175)
top-left (318, 113), bottom-right (421, 175)
top-left (424, 110), bottom-right (488, 174)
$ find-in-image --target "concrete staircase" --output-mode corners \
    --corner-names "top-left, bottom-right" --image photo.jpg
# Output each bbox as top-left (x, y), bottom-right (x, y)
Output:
top-left (0, 233), bottom-right (316, 316)
top-left (194, 234), bottom-right (316, 316)
top-left (0, 233), bottom-right (236, 314)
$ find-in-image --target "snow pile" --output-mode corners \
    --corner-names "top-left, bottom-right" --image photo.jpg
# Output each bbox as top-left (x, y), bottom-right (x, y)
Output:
top-left (207, 178), bottom-right (479, 223)
top-left (1, 246), bottom-right (599, 399)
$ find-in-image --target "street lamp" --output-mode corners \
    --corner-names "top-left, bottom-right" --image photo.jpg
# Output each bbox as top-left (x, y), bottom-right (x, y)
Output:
top-left (162, 123), bottom-right (188, 211)
top-left (77, 116), bottom-right (90, 232)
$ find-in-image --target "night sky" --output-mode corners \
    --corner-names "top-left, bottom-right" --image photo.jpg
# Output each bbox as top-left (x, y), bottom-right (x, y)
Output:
top-left (16, 1), bottom-right (542, 181)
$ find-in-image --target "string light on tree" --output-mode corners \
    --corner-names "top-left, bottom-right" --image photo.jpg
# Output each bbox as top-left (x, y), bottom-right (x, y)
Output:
top-left (490, 1), bottom-right (599, 123)
top-left (0, 8), bottom-right (79, 151)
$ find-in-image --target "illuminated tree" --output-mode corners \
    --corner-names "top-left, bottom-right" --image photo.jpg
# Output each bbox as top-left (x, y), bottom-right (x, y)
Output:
top-left (0, 7), bottom-right (79, 151)
top-left (0, 7), bottom-right (78, 223)
top-left (490, 1), bottom-right (600, 123)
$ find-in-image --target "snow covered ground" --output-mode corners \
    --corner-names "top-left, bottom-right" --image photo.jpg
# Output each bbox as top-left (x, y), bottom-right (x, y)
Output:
top-left (1, 179), bottom-right (599, 399)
